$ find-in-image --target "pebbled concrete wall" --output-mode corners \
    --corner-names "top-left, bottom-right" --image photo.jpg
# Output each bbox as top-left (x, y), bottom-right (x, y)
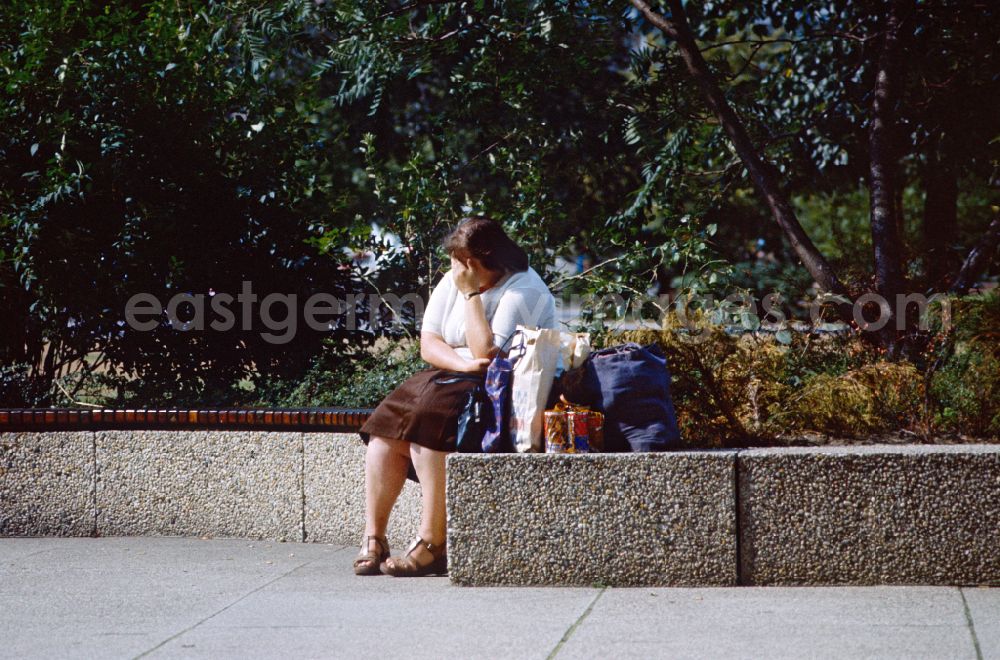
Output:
top-left (446, 452), bottom-right (738, 586)
top-left (96, 430), bottom-right (304, 541)
top-left (0, 432), bottom-right (95, 536)
top-left (5, 432), bottom-right (1000, 587)
top-left (0, 430), bottom-right (421, 548)
top-left (303, 433), bottom-right (422, 551)
top-left (739, 445), bottom-right (1000, 586)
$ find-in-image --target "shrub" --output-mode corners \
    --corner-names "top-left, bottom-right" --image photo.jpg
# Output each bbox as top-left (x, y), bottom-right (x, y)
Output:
top-left (1, 0), bottom-right (366, 405)
top-left (930, 346), bottom-right (1000, 437)
top-left (258, 337), bottom-right (426, 409)
top-left (19, 293), bottom-right (999, 445)
top-left (773, 362), bottom-right (925, 438)
top-left (0, 363), bottom-right (50, 407)
top-left (611, 315), bottom-right (929, 446)
top-left (328, 340), bottom-right (427, 408)
top-left (928, 291), bottom-right (1000, 437)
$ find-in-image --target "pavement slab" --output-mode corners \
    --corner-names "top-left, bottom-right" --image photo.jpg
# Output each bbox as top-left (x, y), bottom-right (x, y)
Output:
top-left (149, 547), bottom-right (597, 659)
top-left (559, 586), bottom-right (978, 660)
top-left (963, 586), bottom-right (1000, 660)
top-left (1, 537), bottom-right (997, 660)
top-left (0, 535), bottom-right (67, 563)
top-left (0, 537), bottom-right (333, 658)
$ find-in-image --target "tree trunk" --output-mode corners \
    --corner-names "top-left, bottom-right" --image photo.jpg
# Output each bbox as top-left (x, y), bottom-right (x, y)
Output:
top-left (867, 0), bottom-right (913, 351)
top-left (0, 276), bottom-right (29, 366)
top-left (628, 0), bottom-right (847, 301)
top-left (922, 133), bottom-right (958, 290)
top-left (950, 217), bottom-right (1000, 295)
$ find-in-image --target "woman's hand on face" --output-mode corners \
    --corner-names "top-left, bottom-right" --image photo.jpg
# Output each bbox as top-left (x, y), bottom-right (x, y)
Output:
top-left (451, 256), bottom-right (480, 296)
top-left (460, 357), bottom-right (492, 374)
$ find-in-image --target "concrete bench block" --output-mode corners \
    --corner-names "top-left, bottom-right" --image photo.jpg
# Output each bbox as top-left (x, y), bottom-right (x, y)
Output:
top-left (303, 433), bottom-right (421, 549)
top-left (739, 445), bottom-right (1000, 585)
top-left (0, 432), bottom-right (95, 536)
top-left (446, 452), bottom-right (737, 586)
top-left (95, 431), bottom-right (303, 541)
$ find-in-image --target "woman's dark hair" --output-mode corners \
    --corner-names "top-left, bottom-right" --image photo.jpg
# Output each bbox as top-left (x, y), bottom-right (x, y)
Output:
top-left (442, 217), bottom-right (529, 273)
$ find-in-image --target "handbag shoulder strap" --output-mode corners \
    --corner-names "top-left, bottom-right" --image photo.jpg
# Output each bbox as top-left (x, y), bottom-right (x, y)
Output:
top-left (499, 328), bottom-right (527, 363)
top-left (434, 329), bottom-right (525, 386)
top-left (433, 373), bottom-right (484, 385)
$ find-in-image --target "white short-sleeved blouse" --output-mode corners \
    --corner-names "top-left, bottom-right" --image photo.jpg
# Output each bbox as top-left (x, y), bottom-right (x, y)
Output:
top-left (421, 266), bottom-right (557, 359)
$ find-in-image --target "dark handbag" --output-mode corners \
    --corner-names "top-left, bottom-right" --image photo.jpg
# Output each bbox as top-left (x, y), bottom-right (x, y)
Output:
top-left (435, 330), bottom-right (524, 454)
top-left (433, 373), bottom-right (488, 453)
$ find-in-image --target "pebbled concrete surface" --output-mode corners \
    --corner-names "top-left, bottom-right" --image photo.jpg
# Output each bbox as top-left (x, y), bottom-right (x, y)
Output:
top-left (739, 444), bottom-right (1000, 585)
top-left (95, 431), bottom-right (303, 541)
top-left (7, 432), bottom-right (1000, 589)
top-left (1, 537), bottom-right (996, 660)
top-left (303, 432), bottom-right (421, 551)
top-left (447, 452), bottom-right (736, 586)
top-left (0, 432), bottom-right (95, 536)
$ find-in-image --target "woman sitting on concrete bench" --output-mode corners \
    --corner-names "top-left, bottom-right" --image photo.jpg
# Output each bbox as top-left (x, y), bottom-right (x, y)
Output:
top-left (355, 217), bottom-right (557, 577)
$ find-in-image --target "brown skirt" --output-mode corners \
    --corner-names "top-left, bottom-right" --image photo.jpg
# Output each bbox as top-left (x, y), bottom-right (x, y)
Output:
top-left (359, 367), bottom-right (483, 454)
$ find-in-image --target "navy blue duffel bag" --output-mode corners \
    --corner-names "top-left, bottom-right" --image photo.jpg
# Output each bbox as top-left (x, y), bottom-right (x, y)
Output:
top-left (579, 342), bottom-right (681, 452)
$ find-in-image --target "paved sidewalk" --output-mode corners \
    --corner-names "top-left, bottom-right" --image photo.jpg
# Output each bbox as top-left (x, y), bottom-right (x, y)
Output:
top-left (1, 538), bottom-right (995, 659)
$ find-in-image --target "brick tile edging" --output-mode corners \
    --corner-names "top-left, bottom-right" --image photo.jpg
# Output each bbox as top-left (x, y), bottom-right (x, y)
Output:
top-left (0, 408), bottom-right (373, 432)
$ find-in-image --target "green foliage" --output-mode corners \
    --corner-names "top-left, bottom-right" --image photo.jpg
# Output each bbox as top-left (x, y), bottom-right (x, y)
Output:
top-left (775, 362), bottom-right (925, 438)
top-left (0, 0), bottom-right (369, 404)
top-left (256, 338), bottom-right (426, 409)
top-left (1, 0), bottom-right (998, 433)
top-left (930, 346), bottom-right (1000, 437)
top-left (792, 185), bottom-right (930, 284)
top-left (723, 259), bottom-right (817, 321)
top-left (319, 0), bottom-right (732, 323)
top-left (23, 289), bottom-right (1000, 446)
top-left (637, 0), bottom-right (1000, 293)
top-left (928, 291), bottom-right (1000, 437)
top-left (612, 298), bottom-right (996, 446)
top-left (0, 363), bottom-right (50, 407)
top-left (327, 340), bottom-right (427, 408)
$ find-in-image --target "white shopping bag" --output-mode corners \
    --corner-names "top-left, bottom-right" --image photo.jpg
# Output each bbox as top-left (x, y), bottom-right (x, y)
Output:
top-left (509, 325), bottom-right (562, 452)
top-left (558, 332), bottom-right (591, 375)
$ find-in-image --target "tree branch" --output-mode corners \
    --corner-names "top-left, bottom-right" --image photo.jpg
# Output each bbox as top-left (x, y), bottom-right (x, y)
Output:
top-left (698, 32), bottom-right (869, 54)
top-left (394, 28), bottom-right (462, 43)
top-left (949, 217), bottom-right (1000, 295)
top-left (628, 0), bottom-right (848, 300)
top-left (463, 130), bottom-right (517, 168)
top-left (376, 0), bottom-right (453, 21)
top-left (726, 41), bottom-right (767, 80)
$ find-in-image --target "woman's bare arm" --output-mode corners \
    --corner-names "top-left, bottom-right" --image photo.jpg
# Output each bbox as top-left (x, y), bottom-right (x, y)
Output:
top-left (462, 294), bottom-right (499, 359)
top-left (450, 256), bottom-right (500, 360)
top-left (420, 331), bottom-right (490, 373)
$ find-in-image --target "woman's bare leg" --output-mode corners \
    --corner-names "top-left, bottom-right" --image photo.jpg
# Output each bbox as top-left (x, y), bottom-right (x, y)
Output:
top-left (359, 436), bottom-right (409, 566)
top-left (391, 443), bottom-right (447, 567)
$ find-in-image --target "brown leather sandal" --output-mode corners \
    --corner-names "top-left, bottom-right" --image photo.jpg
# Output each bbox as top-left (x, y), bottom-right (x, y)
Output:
top-left (379, 536), bottom-right (447, 577)
top-left (353, 535), bottom-right (390, 576)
